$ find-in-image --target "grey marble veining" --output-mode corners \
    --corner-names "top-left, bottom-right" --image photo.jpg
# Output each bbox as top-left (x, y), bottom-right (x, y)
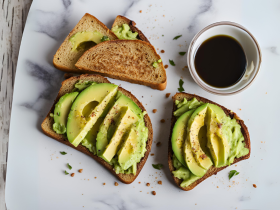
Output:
top-left (20, 60), bottom-right (63, 112)
top-left (30, 9), bottom-right (69, 40)
top-left (267, 46), bottom-right (278, 55)
top-left (187, 0), bottom-right (213, 32)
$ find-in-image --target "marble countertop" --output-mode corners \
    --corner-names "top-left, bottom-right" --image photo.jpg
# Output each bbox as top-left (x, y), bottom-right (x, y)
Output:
top-left (5, 0), bottom-right (280, 209)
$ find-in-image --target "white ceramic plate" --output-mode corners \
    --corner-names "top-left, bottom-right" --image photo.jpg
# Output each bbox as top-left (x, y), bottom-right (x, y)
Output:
top-left (5, 0), bottom-right (280, 209)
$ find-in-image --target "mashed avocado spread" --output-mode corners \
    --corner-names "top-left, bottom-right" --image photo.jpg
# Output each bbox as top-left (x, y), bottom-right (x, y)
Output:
top-left (171, 98), bottom-right (249, 188)
top-left (112, 24), bottom-right (138, 40)
top-left (52, 81), bottom-right (148, 175)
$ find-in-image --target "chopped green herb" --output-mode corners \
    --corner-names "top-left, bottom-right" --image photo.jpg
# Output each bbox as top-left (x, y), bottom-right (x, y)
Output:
top-left (179, 52), bottom-right (186, 56)
top-left (67, 163), bottom-right (72, 170)
top-left (101, 36), bottom-right (109, 42)
top-left (65, 170), bottom-right (69, 175)
top-left (152, 164), bottom-right (163, 170)
top-left (169, 59), bottom-right (175, 66)
top-left (173, 35), bottom-right (182, 40)
top-left (50, 113), bottom-right (54, 117)
top-left (178, 79), bottom-right (184, 92)
top-left (57, 112), bottom-right (60, 116)
top-left (60, 151), bottom-right (67, 155)
top-left (162, 35), bottom-right (164, 37)
top-left (229, 170), bottom-right (239, 180)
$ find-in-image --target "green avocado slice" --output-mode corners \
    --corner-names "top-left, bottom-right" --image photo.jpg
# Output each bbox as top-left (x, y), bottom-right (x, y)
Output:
top-left (171, 110), bottom-right (195, 167)
top-left (101, 106), bottom-right (139, 162)
top-left (118, 120), bottom-right (148, 170)
top-left (96, 93), bottom-right (142, 156)
top-left (187, 104), bottom-right (213, 170)
top-left (67, 83), bottom-right (118, 147)
top-left (184, 140), bottom-right (207, 177)
top-left (69, 31), bottom-right (104, 51)
top-left (81, 117), bottom-right (104, 155)
top-left (206, 105), bottom-right (230, 167)
top-left (53, 92), bottom-right (79, 134)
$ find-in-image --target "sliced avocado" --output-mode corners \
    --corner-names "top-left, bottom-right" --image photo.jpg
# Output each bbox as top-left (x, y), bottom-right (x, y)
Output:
top-left (69, 31), bottom-right (104, 51)
top-left (96, 93), bottom-right (142, 156)
top-left (184, 140), bottom-right (207, 177)
top-left (187, 104), bottom-right (213, 169)
top-left (81, 117), bottom-right (104, 155)
top-left (118, 120), bottom-right (148, 170)
top-left (101, 107), bottom-right (139, 162)
top-left (67, 83), bottom-right (118, 147)
top-left (171, 110), bottom-right (195, 167)
top-left (206, 105), bottom-right (230, 167)
top-left (172, 155), bottom-right (201, 188)
top-left (198, 124), bottom-right (212, 158)
top-left (53, 92), bottom-right (79, 134)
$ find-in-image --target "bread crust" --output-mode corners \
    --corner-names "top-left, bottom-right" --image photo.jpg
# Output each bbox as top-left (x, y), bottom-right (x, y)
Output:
top-left (53, 13), bottom-right (118, 72)
top-left (41, 74), bottom-right (153, 184)
top-left (75, 40), bottom-right (167, 90)
top-left (112, 15), bottom-right (150, 44)
top-left (168, 93), bottom-right (251, 191)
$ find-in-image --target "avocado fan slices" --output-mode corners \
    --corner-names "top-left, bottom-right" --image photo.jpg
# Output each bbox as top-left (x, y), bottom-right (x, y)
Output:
top-left (169, 93), bottom-right (250, 190)
top-left (41, 74), bottom-right (153, 184)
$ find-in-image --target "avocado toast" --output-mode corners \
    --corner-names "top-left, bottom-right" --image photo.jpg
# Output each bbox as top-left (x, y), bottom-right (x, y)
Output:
top-left (168, 93), bottom-right (251, 190)
top-left (112, 15), bottom-right (150, 43)
top-left (53, 13), bottom-right (118, 72)
top-left (41, 74), bottom-right (153, 184)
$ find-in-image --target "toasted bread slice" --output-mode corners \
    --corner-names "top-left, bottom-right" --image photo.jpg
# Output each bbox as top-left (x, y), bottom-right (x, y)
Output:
top-left (53, 13), bottom-right (118, 72)
top-left (168, 93), bottom-right (251, 191)
top-left (41, 74), bottom-right (153, 184)
top-left (112, 15), bottom-right (150, 43)
top-left (75, 40), bottom-right (167, 90)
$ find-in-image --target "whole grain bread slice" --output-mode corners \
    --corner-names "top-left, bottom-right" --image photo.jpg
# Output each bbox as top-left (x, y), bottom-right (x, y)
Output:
top-left (168, 93), bottom-right (251, 191)
top-left (75, 40), bottom-right (167, 90)
top-left (41, 74), bottom-right (153, 184)
top-left (53, 13), bottom-right (118, 72)
top-left (112, 15), bottom-right (150, 43)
